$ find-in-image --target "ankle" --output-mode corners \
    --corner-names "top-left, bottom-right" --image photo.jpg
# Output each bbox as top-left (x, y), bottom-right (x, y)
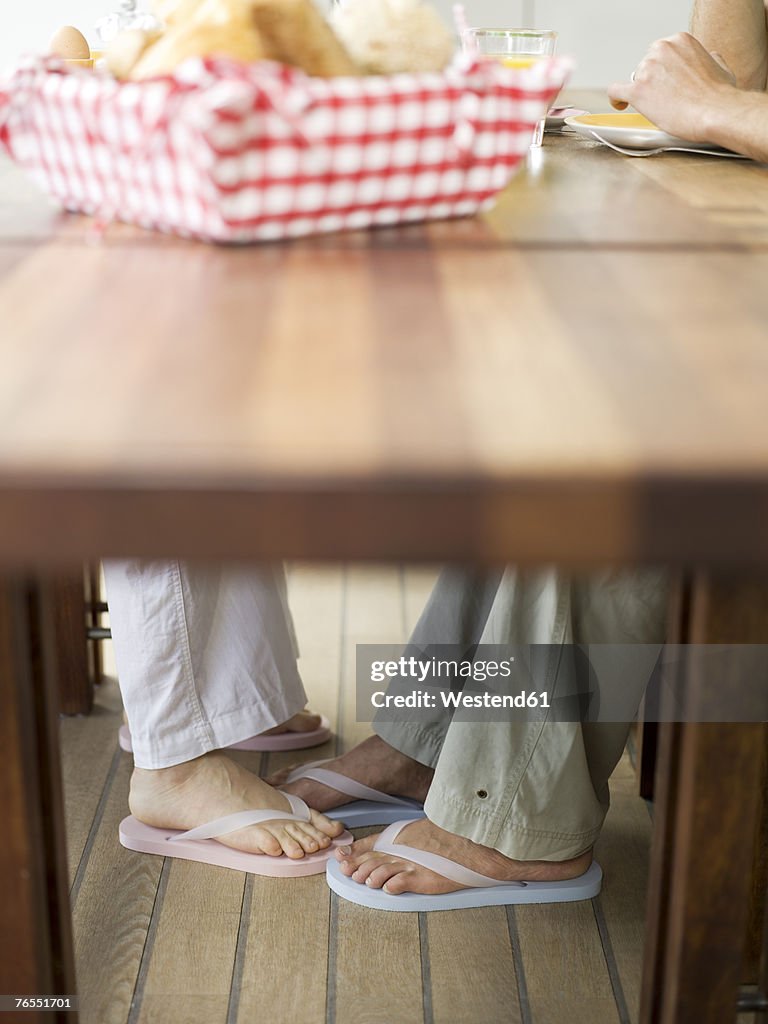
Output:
top-left (130, 753), bottom-right (214, 806)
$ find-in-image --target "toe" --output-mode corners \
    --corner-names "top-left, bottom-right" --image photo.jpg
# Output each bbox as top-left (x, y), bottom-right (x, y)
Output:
top-left (298, 822), bottom-right (332, 849)
top-left (351, 855), bottom-right (389, 884)
top-left (337, 835), bottom-right (378, 873)
top-left (269, 826), bottom-right (305, 860)
top-left (309, 809), bottom-right (344, 837)
top-left (286, 823), bottom-right (321, 853)
top-left (290, 710), bottom-right (323, 732)
top-left (382, 870), bottom-right (415, 895)
top-left (363, 862), bottom-right (404, 890)
top-left (347, 834), bottom-right (377, 856)
top-left (251, 829), bottom-right (283, 857)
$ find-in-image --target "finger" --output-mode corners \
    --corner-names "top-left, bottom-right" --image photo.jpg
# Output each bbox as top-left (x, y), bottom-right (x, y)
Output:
top-left (608, 82), bottom-right (633, 111)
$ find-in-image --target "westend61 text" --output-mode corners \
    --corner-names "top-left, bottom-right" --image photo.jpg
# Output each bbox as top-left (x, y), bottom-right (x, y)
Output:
top-left (370, 691), bottom-right (551, 709)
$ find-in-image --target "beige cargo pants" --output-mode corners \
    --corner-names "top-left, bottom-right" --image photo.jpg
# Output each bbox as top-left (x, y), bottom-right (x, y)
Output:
top-left (375, 568), bottom-right (668, 861)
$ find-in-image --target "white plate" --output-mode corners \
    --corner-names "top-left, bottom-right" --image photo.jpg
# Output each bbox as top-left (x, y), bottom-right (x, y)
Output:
top-left (545, 106), bottom-right (587, 130)
top-left (564, 113), bottom-right (732, 154)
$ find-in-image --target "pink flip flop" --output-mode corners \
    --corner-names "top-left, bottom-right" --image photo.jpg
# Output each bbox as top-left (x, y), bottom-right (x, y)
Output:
top-left (326, 820), bottom-right (603, 910)
top-left (118, 715), bottom-right (332, 755)
top-left (119, 793), bottom-right (352, 877)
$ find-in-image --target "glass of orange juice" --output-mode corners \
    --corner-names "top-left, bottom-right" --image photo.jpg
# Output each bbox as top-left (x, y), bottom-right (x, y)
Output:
top-left (462, 29), bottom-right (558, 147)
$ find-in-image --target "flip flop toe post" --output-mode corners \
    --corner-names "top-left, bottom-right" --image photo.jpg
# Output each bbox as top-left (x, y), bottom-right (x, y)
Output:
top-left (326, 820), bottom-right (602, 911)
top-left (281, 762), bottom-right (426, 827)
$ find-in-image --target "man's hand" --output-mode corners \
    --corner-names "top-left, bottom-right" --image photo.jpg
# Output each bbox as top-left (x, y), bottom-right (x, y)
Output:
top-left (608, 32), bottom-right (740, 142)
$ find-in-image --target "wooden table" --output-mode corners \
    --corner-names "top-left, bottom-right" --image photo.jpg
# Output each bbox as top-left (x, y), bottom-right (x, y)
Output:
top-left (1, 90), bottom-right (767, 1023)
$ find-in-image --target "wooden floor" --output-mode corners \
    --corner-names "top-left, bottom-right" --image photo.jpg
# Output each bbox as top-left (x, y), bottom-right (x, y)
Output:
top-left (60, 565), bottom-right (651, 1024)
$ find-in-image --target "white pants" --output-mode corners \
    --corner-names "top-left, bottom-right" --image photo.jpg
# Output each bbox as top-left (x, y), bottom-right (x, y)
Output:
top-left (103, 561), bottom-right (307, 769)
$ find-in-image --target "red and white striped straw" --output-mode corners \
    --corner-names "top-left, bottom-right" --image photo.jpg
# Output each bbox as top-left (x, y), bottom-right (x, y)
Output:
top-left (453, 4), bottom-right (477, 51)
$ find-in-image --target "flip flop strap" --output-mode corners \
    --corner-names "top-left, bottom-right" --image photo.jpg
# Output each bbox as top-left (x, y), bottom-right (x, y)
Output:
top-left (283, 763), bottom-right (416, 807)
top-left (373, 821), bottom-right (526, 890)
top-left (167, 793), bottom-right (311, 842)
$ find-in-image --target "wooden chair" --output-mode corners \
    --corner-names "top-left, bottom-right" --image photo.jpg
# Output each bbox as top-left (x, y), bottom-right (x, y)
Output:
top-left (52, 566), bottom-right (108, 715)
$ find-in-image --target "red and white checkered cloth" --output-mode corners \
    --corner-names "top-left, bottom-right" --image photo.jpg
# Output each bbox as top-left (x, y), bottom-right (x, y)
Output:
top-left (0, 53), bottom-right (570, 242)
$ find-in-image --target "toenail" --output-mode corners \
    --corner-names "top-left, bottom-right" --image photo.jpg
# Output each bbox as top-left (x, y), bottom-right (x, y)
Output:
top-left (476, 789), bottom-right (488, 799)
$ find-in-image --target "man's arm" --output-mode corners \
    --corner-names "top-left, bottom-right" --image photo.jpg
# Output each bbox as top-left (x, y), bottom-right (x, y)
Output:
top-left (690, 0), bottom-right (768, 90)
top-left (609, 33), bottom-right (768, 161)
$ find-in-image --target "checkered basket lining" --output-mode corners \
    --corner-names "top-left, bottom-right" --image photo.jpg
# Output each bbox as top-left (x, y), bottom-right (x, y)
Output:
top-left (0, 54), bottom-right (569, 241)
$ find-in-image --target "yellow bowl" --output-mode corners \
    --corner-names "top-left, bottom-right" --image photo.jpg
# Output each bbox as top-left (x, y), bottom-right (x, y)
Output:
top-left (64, 57), bottom-right (94, 68)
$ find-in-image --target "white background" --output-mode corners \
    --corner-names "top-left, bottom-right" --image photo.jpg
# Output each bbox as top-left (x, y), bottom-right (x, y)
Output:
top-left (4, 0), bottom-right (692, 85)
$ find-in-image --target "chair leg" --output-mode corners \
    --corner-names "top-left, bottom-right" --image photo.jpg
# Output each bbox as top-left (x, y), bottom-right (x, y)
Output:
top-left (51, 573), bottom-right (92, 716)
top-left (84, 564), bottom-right (105, 687)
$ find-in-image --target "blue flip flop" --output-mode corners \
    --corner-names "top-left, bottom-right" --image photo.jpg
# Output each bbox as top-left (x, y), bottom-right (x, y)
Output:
top-left (281, 762), bottom-right (425, 827)
top-left (326, 820), bottom-right (602, 912)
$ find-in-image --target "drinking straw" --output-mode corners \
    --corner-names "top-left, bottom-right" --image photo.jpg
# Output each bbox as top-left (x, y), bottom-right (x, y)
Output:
top-left (453, 4), bottom-right (476, 51)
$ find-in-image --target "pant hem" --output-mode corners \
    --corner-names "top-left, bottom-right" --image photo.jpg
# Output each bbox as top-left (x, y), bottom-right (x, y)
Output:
top-left (425, 789), bottom-right (604, 861)
top-left (373, 720), bottom-right (444, 768)
top-left (131, 689), bottom-right (309, 769)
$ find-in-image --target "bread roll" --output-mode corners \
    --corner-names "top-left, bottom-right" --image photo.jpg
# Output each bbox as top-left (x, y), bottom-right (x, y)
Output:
top-left (105, 28), bottom-right (162, 79)
top-left (130, 16), bottom-right (265, 78)
top-left (151, 0), bottom-right (206, 26)
top-left (249, 0), bottom-right (359, 77)
top-left (332, 0), bottom-right (455, 74)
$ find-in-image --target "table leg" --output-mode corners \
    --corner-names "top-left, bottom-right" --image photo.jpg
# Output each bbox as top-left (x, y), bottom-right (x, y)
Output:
top-left (640, 573), bottom-right (768, 1024)
top-left (0, 577), bottom-right (77, 1024)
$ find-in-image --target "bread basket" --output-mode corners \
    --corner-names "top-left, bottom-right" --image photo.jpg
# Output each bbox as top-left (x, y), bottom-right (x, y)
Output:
top-left (0, 53), bottom-right (570, 242)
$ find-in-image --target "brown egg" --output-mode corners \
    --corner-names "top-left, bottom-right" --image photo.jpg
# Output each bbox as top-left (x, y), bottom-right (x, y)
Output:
top-left (50, 26), bottom-right (91, 60)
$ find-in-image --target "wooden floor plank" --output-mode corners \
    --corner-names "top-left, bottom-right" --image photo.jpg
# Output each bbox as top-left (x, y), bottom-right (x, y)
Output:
top-left (515, 901), bottom-right (622, 1024)
top-left (60, 676), bottom-right (123, 884)
top-left (233, 567), bottom-right (343, 1024)
top-left (427, 907), bottom-right (523, 1024)
top-left (236, 875), bottom-right (331, 1024)
top-left (595, 755), bottom-right (652, 1024)
top-left (71, 756), bottom-right (163, 1024)
top-left (136, 862), bottom-right (244, 1024)
top-left (334, 901), bottom-right (425, 1024)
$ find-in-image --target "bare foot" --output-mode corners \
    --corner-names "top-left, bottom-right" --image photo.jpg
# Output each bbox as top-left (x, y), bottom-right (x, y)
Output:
top-left (261, 709), bottom-right (322, 736)
top-left (130, 751), bottom-right (344, 860)
top-left (335, 819), bottom-right (593, 895)
top-left (266, 735), bottom-right (434, 812)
